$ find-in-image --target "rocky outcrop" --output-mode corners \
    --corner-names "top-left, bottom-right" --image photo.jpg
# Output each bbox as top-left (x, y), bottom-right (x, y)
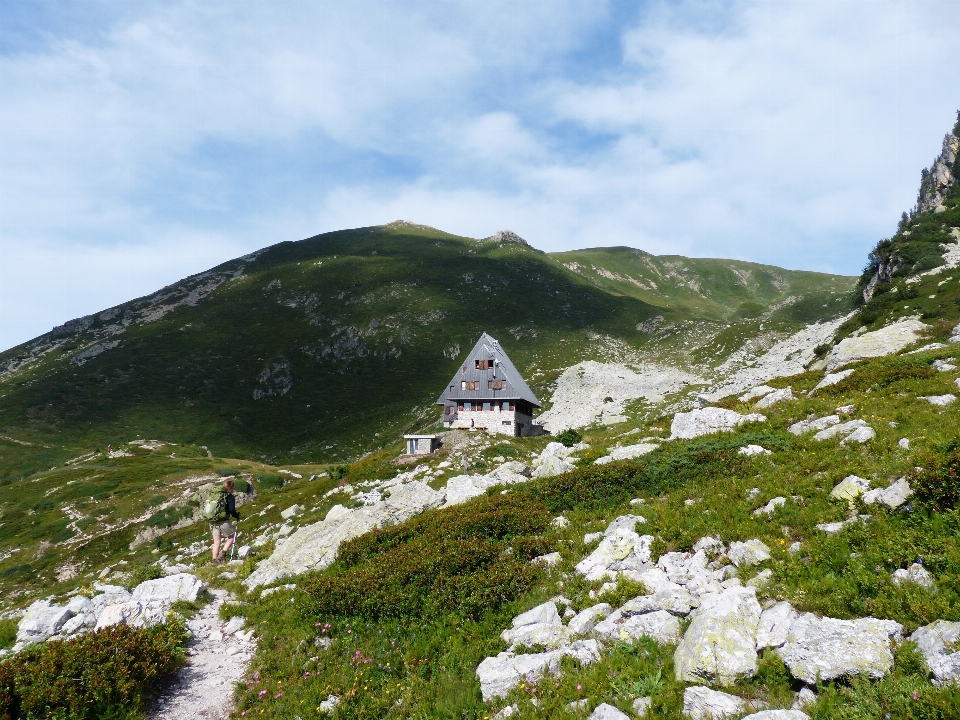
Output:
top-left (681, 686), bottom-right (746, 719)
top-left (776, 614), bottom-right (903, 683)
top-left (476, 640), bottom-right (601, 701)
top-left (670, 407), bottom-right (766, 440)
top-left (917, 134), bottom-right (959, 213)
top-left (244, 481), bottom-right (443, 589)
top-left (826, 318), bottom-right (928, 371)
top-left (531, 443), bottom-right (577, 479)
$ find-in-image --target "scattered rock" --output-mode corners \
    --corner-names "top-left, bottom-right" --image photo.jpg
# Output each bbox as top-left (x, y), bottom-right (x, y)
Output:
top-left (892, 563), bottom-right (935, 589)
top-left (670, 408), bottom-right (766, 440)
top-left (682, 686), bottom-right (746, 719)
top-left (567, 603), bottom-right (613, 635)
top-left (280, 504), bottom-right (303, 520)
top-left (862, 478), bottom-right (912, 509)
top-left (594, 443), bottom-right (658, 465)
top-left (788, 415), bottom-right (839, 435)
top-left (318, 695), bottom-right (341, 713)
top-left (593, 608), bottom-right (681, 645)
top-left (922, 394), bottom-right (956, 406)
top-left (933, 359), bottom-right (957, 371)
top-left (728, 540), bottom-right (771, 567)
top-left (533, 443), bottom-right (577, 479)
top-left (811, 369), bottom-right (855, 392)
top-left (813, 419), bottom-right (869, 442)
top-left (816, 515), bottom-right (870, 536)
top-left (756, 601), bottom-right (798, 650)
top-left (589, 703), bottom-right (630, 720)
top-left (899, 438), bottom-right (911, 449)
top-left (755, 387), bottom-right (794, 409)
top-left (841, 426), bottom-right (876, 444)
top-left (551, 516), bottom-right (570, 529)
top-left (739, 385), bottom-right (775, 402)
top-left (475, 640), bottom-right (601, 701)
top-left (742, 712), bottom-right (809, 720)
top-left (753, 497), bottom-right (786, 516)
top-left (532, 552), bottom-right (563, 568)
top-left (776, 614), bottom-right (903, 683)
top-left (132, 573), bottom-right (205, 604)
top-left (493, 705), bottom-right (518, 719)
top-left (792, 687), bottom-right (817, 710)
top-left (740, 445), bottom-right (772, 457)
top-left (632, 696), bottom-right (653, 717)
top-left (910, 620), bottom-right (960, 685)
top-left (829, 475), bottom-right (871, 505)
top-left (574, 523), bottom-right (654, 582)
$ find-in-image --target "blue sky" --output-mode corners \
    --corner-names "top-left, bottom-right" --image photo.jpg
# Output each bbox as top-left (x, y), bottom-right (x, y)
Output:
top-left (1, 0), bottom-right (959, 351)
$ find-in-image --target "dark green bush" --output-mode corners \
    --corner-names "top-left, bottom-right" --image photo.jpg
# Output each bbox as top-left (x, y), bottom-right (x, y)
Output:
top-left (301, 494), bottom-right (550, 620)
top-left (913, 446), bottom-right (960, 511)
top-left (555, 429), bottom-right (583, 447)
top-left (255, 473), bottom-right (284, 491)
top-left (233, 478), bottom-right (250, 494)
top-left (0, 620), bottom-right (186, 720)
top-left (145, 506), bottom-right (194, 528)
top-left (0, 621), bottom-right (15, 651)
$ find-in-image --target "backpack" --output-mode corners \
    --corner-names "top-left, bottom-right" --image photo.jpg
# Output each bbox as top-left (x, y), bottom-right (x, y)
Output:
top-left (200, 483), bottom-right (228, 521)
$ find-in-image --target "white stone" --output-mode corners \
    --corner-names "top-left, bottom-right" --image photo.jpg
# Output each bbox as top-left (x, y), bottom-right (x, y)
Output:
top-left (862, 478), bottom-right (913, 509)
top-left (755, 387), bottom-right (794, 409)
top-left (776, 613), bottom-right (903, 683)
top-left (826, 317), bottom-right (928, 371)
top-left (16, 601), bottom-right (73, 645)
top-left (280, 504), bottom-right (303, 520)
top-left (815, 515), bottom-right (870, 536)
top-left (922, 394), bottom-right (957, 406)
top-left (593, 609), bottom-right (680, 645)
top-left (813, 419), bottom-right (868, 441)
top-left (811, 369), bottom-right (855, 392)
top-left (739, 385), bottom-right (775, 402)
top-left (756, 601), bottom-right (797, 650)
top-left (792, 687), bottom-right (817, 710)
top-left (567, 603), bottom-right (613, 635)
top-left (829, 475), bottom-right (871, 504)
top-left (740, 445), bottom-right (772, 457)
top-left (841, 426), bottom-right (876, 444)
top-left (131, 573), bottom-right (205, 604)
top-left (574, 529), bottom-right (654, 582)
top-left (532, 552), bottom-right (563, 568)
top-left (892, 563), bottom-right (935, 589)
top-left (747, 569), bottom-right (773, 589)
top-left (317, 695), bottom-right (341, 713)
top-left (682, 686), bottom-right (746, 720)
top-left (693, 536), bottom-right (726, 557)
top-left (604, 515), bottom-right (645, 536)
top-left (567, 699), bottom-right (589, 711)
top-left (788, 415), bottom-right (840, 435)
top-left (584, 532), bottom-right (603, 544)
top-left (621, 588), bottom-right (698, 617)
top-left (223, 616), bottom-right (245, 634)
top-left (245, 481), bottom-right (443, 588)
top-left (742, 712), bottom-right (809, 720)
top-left (66, 596), bottom-right (94, 616)
top-left (594, 443), bottom-right (658, 465)
top-left (898, 437), bottom-right (911, 449)
top-left (753, 497), bottom-right (786, 516)
top-left (237, 545), bottom-right (251, 559)
top-left (909, 620), bottom-right (960, 685)
top-left (670, 407), bottom-right (766, 440)
top-left (728, 540), bottom-right (771, 567)
top-left (589, 703), bottom-right (630, 720)
top-left (674, 586), bottom-right (762, 684)
top-left (632, 697), bottom-right (653, 717)
top-left (933, 359), bottom-right (957, 371)
top-left (95, 599), bottom-right (172, 630)
top-left (551, 516), bottom-right (570, 529)
top-left (493, 705), bottom-right (518, 719)
top-left (475, 641), bottom-right (600, 701)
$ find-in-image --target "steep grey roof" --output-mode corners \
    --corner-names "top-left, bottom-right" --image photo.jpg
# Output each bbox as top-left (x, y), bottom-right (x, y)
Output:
top-left (436, 332), bottom-right (541, 408)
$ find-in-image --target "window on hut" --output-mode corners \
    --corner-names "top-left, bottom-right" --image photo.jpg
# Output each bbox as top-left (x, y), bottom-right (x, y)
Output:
top-left (483, 402), bottom-right (491, 411)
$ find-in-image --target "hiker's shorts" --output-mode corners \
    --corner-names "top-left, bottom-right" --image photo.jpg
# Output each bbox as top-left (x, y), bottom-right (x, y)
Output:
top-left (210, 520), bottom-right (235, 541)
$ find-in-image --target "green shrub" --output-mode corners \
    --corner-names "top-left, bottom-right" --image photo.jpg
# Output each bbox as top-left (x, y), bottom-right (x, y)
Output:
top-left (0, 621), bottom-right (15, 651)
top-left (233, 478), bottom-right (250, 494)
top-left (216, 467), bottom-right (238, 477)
top-left (255, 473), bottom-right (284, 491)
top-left (301, 494), bottom-right (550, 620)
top-left (821, 356), bottom-right (936, 395)
top-left (913, 445), bottom-right (960, 511)
top-left (0, 620), bottom-right (187, 720)
top-left (328, 465), bottom-right (349, 482)
top-left (555, 429), bottom-right (583, 447)
top-left (491, 443), bottom-right (518, 458)
top-left (128, 564), bottom-right (163, 588)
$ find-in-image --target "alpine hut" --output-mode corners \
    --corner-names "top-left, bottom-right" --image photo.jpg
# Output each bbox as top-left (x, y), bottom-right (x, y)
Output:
top-left (437, 332), bottom-right (543, 436)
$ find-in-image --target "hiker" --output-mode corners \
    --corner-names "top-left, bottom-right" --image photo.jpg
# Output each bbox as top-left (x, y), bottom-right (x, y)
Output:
top-left (209, 479), bottom-right (240, 563)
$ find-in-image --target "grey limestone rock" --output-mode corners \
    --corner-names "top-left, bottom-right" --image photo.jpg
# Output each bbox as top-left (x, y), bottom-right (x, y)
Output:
top-left (788, 415), bottom-right (839, 435)
top-left (131, 572), bottom-right (204, 604)
top-left (588, 703), bottom-right (630, 720)
top-left (593, 608), bottom-right (680, 645)
top-left (813, 419), bottom-right (868, 441)
top-left (681, 686), bottom-right (746, 719)
top-left (755, 387), bottom-right (794, 409)
top-left (811, 369), bottom-right (855, 392)
top-left (862, 478), bottom-right (912, 509)
top-left (16, 601), bottom-right (72, 646)
top-left (574, 528), bottom-right (654, 582)
top-left (753, 496), bottom-right (786, 516)
top-left (674, 586), bottom-right (763, 684)
top-left (776, 613), bottom-right (902, 683)
top-left (756, 601), bottom-right (798, 650)
top-left (567, 603), bottom-right (613, 636)
top-left (632, 696), bottom-right (653, 717)
top-left (910, 619), bottom-right (960, 685)
top-left (728, 539), bottom-right (771, 567)
top-left (829, 475), bottom-right (871, 505)
top-left (841, 426), bottom-right (876, 444)
top-left (671, 407), bottom-right (766, 440)
top-left (594, 443), bottom-right (658, 465)
top-left (475, 640), bottom-right (600, 701)
top-left (892, 563), bottom-right (935, 589)
top-left (741, 712), bottom-right (809, 720)
top-left (826, 318), bottom-right (928, 371)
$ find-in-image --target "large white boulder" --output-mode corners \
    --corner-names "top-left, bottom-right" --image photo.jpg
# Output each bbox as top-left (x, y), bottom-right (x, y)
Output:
top-left (755, 387), bottom-right (794, 409)
top-left (589, 703), bottom-right (630, 720)
top-left (670, 407), bottom-right (766, 440)
top-left (501, 601), bottom-right (569, 650)
top-left (682, 686), bottom-right (746, 719)
top-left (533, 443), bottom-right (576, 478)
top-left (826, 317), bottom-right (928, 371)
top-left (862, 478), bottom-right (913, 509)
top-left (95, 599), bottom-right (171, 631)
top-left (756, 601), bottom-right (798, 650)
top-left (244, 481), bottom-right (444, 589)
top-left (811, 369), bottom-right (855, 392)
top-left (594, 443), bottom-right (658, 465)
top-left (892, 563), bottom-right (935, 589)
top-left (813, 419), bottom-right (869, 441)
top-left (131, 572), bottom-right (204, 604)
top-left (16, 601), bottom-right (73, 646)
top-left (574, 529), bottom-right (654, 582)
top-left (910, 620), bottom-right (960, 685)
top-left (728, 539), bottom-right (771, 567)
top-left (776, 614), bottom-right (903, 683)
top-left (829, 475), bottom-right (871, 505)
top-left (788, 415), bottom-right (840, 435)
top-left (476, 640), bottom-right (600, 701)
top-left (443, 474), bottom-right (497, 506)
top-left (568, 603), bottom-right (613, 635)
top-left (674, 586), bottom-right (763, 684)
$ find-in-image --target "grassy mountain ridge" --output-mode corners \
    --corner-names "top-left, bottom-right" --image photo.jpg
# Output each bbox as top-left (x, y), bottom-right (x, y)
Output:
top-left (0, 222), bottom-right (854, 469)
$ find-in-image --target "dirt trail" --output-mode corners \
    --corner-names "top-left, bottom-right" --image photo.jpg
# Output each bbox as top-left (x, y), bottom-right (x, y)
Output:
top-left (149, 588), bottom-right (254, 720)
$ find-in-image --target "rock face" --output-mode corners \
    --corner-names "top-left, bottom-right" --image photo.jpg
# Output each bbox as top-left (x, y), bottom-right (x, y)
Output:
top-left (681, 686), bottom-right (746, 719)
top-left (826, 318), bottom-right (928, 371)
top-left (671, 407), bottom-right (766, 440)
top-left (776, 614), bottom-right (903, 683)
top-left (475, 640), bottom-right (601, 701)
top-left (589, 703), bottom-right (630, 720)
top-left (674, 587), bottom-right (763, 684)
top-left (244, 481), bottom-right (443, 589)
top-left (917, 134), bottom-right (959, 212)
top-left (910, 620), bottom-right (960, 685)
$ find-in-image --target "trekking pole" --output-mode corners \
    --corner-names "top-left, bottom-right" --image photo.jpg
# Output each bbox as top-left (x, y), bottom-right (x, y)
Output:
top-left (230, 521), bottom-right (239, 561)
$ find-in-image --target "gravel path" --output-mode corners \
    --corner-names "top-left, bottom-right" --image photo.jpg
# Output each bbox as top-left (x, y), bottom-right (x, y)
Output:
top-left (149, 588), bottom-right (255, 720)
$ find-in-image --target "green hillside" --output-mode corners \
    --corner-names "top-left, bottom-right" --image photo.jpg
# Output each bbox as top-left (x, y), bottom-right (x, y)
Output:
top-left (0, 222), bottom-right (854, 471)
top-left (550, 247), bottom-right (852, 322)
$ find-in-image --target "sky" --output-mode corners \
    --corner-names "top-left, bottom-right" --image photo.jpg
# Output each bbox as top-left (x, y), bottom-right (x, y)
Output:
top-left (1, 1), bottom-right (959, 351)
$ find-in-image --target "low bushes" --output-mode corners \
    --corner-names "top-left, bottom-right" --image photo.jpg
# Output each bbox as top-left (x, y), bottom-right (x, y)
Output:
top-left (913, 443), bottom-right (960, 511)
top-left (555, 429), bottom-right (583, 448)
top-left (823, 356), bottom-right (937, 395)
top-left (0, 620), bottom-right (187, 720)
top-left (301, 494), bottom-right (550, 621)
top-left (255, 473), bottom-right (284, 491)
